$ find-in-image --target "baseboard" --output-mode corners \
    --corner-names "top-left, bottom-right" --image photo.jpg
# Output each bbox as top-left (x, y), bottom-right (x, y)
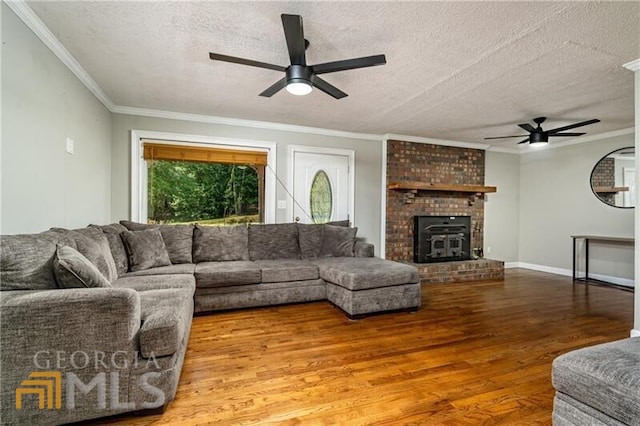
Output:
top-left (585, 273), bottom-right (635, 288)
top-left (509, 262), bottom-right (635, 288)
top-left (515, 262), bottom-right (572, 277)
top-left (631, 329), bottom-right (640, 338)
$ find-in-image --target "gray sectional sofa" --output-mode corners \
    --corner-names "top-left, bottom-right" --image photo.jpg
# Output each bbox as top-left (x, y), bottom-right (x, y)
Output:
top-left (0, 220), bottom-right (420, 424)
top-left (552, 337), bottom-right (640, 425)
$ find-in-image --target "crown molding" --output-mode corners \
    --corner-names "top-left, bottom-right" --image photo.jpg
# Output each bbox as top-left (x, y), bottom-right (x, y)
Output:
top-left (383, 133), bottom-right (490, 150)
top-left (486, 146), bottom-right (521, 154)
top-left (111, 105), bottom-right (383, 141)
top-left (4, 0), bottom-right (115, 110)
top-left (528, 127), bottom-right (635, 152)
top-left (623, 58), bottom-right (640, 72)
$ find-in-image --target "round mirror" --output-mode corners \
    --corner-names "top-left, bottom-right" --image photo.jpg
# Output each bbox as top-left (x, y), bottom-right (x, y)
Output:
top-left (590, 147), bottom-right (635, 208)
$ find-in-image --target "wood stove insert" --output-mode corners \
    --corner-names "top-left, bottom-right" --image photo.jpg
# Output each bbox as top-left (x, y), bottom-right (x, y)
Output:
top-left (413, 216), bottom-right (471, 263)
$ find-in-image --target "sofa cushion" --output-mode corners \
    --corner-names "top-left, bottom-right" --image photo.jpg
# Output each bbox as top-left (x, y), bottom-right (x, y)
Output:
top-left (63, 227), bottom-right (119, 282)
top-left (193, 224), bottom-right (248, 262)
top-left (157, 224), bottom-right (194, 264)
top-left (138, 287), bottom-right (193, 358)
top-left (315, 257), bottom-right (420, 290)
top-left (195, 261), bottom-right (262, 288)
top-left (0, 229), bottom-right (76, 291)
top-left (297, 224), bottom-right (324, 259)
top-left (319, 225), bottom-right (357, 257)
top-left (90, 223), bottom-right (129, 276)
top-left (552, 337), bottom-right (640, 426)
top-left (121, 229), bottom-right (171, 272)
top-left (248, 223), bottom-right (300, 260)
top-left (122, 264), bottom-right (196, 277)
top-left (104, 233), bottom-right (128, 275)
top-left (53, 245), bottom-right (112, 288)
top-left (254, 259), bottom-right (319, 283)
top-left (120, 220), bottom-right (194, 264)
top-left (92, 223), bottom-right (128, 234)
top-left (112, 273), bottom-right (196, 292)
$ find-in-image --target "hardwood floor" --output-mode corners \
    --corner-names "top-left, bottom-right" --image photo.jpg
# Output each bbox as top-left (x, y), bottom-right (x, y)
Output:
top-left (99, 268), bottom-right (634, 425)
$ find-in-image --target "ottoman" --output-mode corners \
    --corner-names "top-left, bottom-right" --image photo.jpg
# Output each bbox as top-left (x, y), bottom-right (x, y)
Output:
top-left (315, 258), bottom-right (421, 318)
top-left (552, 337), bottom-right (640, 425)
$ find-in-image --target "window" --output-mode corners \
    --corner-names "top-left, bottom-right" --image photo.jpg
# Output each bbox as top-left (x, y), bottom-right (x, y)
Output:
top-left (143, 141), bottom-right (267, 225)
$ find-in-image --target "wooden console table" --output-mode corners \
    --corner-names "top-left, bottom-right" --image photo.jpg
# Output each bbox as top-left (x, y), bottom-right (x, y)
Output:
top-left (571, 235), bottom-right (634, 290)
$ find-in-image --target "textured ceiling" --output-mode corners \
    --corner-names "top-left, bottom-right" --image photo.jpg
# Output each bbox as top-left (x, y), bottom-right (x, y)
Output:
top-left (26, 1), bottom-right (640, 149)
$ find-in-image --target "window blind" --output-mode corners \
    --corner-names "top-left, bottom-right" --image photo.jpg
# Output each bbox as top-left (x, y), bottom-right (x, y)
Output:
top-left (142, 141), bottom-right (268, 166)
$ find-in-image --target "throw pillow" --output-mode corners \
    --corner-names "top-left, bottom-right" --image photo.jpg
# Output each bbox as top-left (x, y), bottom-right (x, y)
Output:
top-left (53, 245), bottom-right (112, 288)
top-left (193, 224), bottom-right (249, 262)
top-left (120, 220), bottom-right (194, 264)
top-left (89, 224), bottom-right (129, 276)
top-left (248, 223), bottom-right (300, 260)
top-left (297, 223), bottom-right (324, 259)
top-left (320, 224), bottom-right (358, 257)
top-left (63, 227), bottom-right (119, 282)
top-left (121, 229), bottom-right (172, 272)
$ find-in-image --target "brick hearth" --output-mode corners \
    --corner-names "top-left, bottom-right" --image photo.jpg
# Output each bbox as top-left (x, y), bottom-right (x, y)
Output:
top-left (407, 259), bottom-right (505, 284)
top-left (386, 139), bottom-right (504, 283)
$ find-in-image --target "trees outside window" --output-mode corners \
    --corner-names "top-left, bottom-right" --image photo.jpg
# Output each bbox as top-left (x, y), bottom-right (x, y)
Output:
top-left (147, 160), bottom-right (261, 225)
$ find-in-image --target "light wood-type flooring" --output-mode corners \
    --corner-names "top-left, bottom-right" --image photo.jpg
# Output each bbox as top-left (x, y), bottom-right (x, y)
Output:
top-left (94, 268), bottom-right (634, 425)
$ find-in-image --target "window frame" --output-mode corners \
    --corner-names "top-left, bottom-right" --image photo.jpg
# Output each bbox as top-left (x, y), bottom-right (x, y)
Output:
top-left (131, 130), bottom-right (276, 224)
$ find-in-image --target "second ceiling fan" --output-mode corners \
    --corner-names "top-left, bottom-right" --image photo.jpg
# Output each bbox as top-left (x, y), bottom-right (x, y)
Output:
top-left (485, 117), bottom-right (601, 146)
top-left (209, 14), bottom-right (386, 99)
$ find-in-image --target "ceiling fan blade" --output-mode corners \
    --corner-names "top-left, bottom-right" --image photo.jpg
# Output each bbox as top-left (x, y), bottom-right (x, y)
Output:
top-left (209, 52), bottom-right (285, 72)
top-left (547, 119), bottom-right (600, 134)
top-left (550, 132), bottom-right (586, 137)
top-left (484, 135), bottom-right (527, 140)
top-left (259, 77), bottom-right (288, 97)
top-left (517, 138), bottom-right (531, 144)
top-left (517, 123), bottom-right (536, 133)
top-left (310, 75), bottom-right (348, 99)
top-left (312, 54), bottom-right (387, 75)
top-left (281, 14), bottom-right (307, 66)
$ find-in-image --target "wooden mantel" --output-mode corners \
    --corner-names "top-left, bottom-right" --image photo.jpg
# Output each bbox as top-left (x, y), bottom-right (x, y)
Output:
top-left (592, 186), bottom-right (629, 194)
top-left (388, 181), bottom-right (497, 193)
top-left (388, 181), bottom-right (496, 205)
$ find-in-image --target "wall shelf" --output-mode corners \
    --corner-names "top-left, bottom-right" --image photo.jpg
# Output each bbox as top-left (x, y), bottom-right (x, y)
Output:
top-left (593, 186), bottom-right (629, 194)
top-left (388, 181), bottom-right (497, 205)
top-left (388, 181), bottom-right (497, 193)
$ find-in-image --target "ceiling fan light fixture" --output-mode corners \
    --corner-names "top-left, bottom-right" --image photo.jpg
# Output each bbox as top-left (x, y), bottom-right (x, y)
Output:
top-left (529, 141), bottom-right (548, 148)
top-left (529, 132), bottom-right (548, 147)
top-left (286, 81), bottom-right (312, 96)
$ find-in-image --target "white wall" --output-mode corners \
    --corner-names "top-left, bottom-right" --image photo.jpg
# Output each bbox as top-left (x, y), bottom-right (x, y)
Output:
top-left (519, 133), bottom-right (635, 280)
top-left (110, 114), bottom-right (383, 251)
top-left (1, 4), bottom-right (112, 234)
top-left (484, 151), bottom-right (520, 263)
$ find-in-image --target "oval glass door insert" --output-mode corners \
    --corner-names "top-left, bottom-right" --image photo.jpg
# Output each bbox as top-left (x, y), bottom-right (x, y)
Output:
top-left (310, 170), bottom-right (332, 224)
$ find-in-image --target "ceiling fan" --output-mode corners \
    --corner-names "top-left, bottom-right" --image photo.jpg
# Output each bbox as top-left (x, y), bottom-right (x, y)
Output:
top-left (484, 117), bottom-right (601, 146)
top-left (209, 14), bottom-right (386, 99)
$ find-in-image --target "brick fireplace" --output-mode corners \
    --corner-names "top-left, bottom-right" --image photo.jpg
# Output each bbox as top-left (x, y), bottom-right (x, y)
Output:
top-left (386, 140), bottom-right (504, 283)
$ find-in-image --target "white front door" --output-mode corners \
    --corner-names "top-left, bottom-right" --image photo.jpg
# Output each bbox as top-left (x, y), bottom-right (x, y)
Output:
top-left (290, 148), bottom-right (353, 224)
